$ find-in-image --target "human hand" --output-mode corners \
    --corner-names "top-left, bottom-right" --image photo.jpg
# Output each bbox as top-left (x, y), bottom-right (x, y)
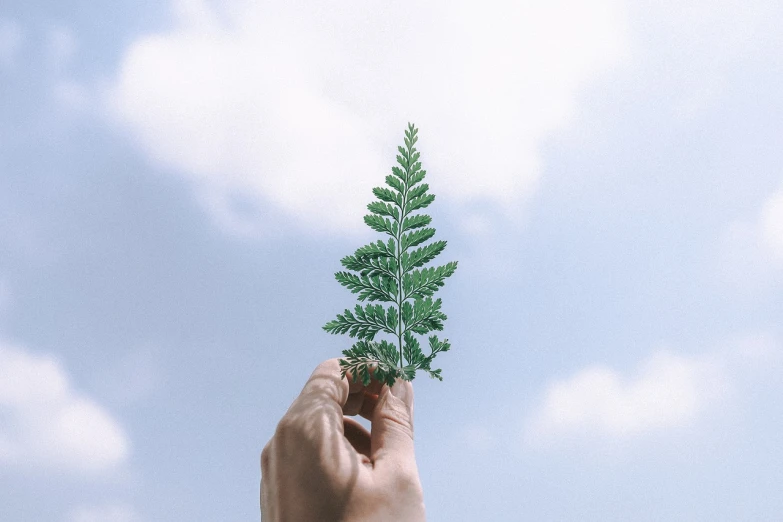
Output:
top-left (260, 359), bottom-right (425, 522)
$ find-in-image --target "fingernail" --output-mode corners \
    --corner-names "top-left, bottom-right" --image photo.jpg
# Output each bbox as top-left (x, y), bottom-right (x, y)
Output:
top-left (390, 380), bottom-right (410, 403)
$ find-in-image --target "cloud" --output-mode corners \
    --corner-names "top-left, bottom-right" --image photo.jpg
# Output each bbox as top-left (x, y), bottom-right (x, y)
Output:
top-left (0, 18), bottom-right (23, 68)
top-left (106, 0), bottom-right (629, 236)
top-left (67, 504), bottom-right (143, 522)
top-left (525, 350), bottom-right (727, 444)
top-left (759, 185), bottom-right (783, 261)
top-left (718, 181), bottom-right (783, 289)
top-left (0, 340), bottom-right (130, 474)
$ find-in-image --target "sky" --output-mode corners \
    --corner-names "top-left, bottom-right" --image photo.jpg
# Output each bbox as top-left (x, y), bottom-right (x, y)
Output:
top-left (1, 0), bottom-right (782, 520)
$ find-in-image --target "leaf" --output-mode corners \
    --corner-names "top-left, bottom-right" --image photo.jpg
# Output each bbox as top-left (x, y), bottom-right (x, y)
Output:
top-left (354, 239), bottom-right (395, 260)
top-left (405, 297), bottom-right (447, 335)
top-left (367, 201), bottom-right (400, 221)
top-left (341, 254), bottom-right (398, 279)
top-left (385, 174), bottom-right (405, 193)
top-left (340, 341), bottom-right (400, 386)
top-left (407, 183), bottom-right (429, 201)
top-left (406, 193), bottom-right (435, 213)
top-left (401, 300), bottom-right (414, 325)
top-left (408, 168), bottom-right (426, 187)
top-left (401, 228), bottom-right (436, 251)
top-left (323, 303), bottom-right (397, 339)
top-left (364, 214), bottom-right (395, 235)
top-left (327, 123), bottom-right (455, 384)
top-left (401, 240), bottom-right (447, 272)
top-left (403, 331), bottom-right (426, 367)
top-left (428, 335), bottom-right (451, 355)
top-left (373, 187), bottom-right (402, 206)
top-left (402, 261), bottom-right (458, 299)
top-left (334, 272), bottom-right (398, 302)
top-left (401, 214), bottom-right (432, 232)
top-left (396, 149), bottom-right (409, 171)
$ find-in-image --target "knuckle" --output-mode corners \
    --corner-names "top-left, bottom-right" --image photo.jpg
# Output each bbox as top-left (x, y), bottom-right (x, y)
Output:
top-left (273, 413), bottom-right (318, 453)
top-left (260, 442), bottom-right (271, 471)
top-left (375, 470), bottom-right (423, 510)
top-left (377, 405), bottom-right (414, 440)
top-left (394, 472), bottom-right (423, 499)
top-left (274, 415), bottom-right (299, 440)
top-left (314, 358), bottom-right (341, 374)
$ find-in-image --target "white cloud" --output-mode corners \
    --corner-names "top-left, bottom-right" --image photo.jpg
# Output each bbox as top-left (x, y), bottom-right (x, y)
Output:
top-left (759, 185), bottom-right (783, 261)
top-left (0, 18), bottom-right (23, 68)
top-left (67, 504), bottom-right (143, 522)
top-left (106, 0), bottom-right (629, 236)
top-left (718, 181), bottom-right (783, 289)
top-left (525, 350), bottom-right (727, 444)
top-left (0, 340), bottom-right (130, 474)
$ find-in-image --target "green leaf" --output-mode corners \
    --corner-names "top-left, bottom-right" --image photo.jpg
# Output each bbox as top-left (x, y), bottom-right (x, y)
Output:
top-left (406, 193), bottom-right (435, 213)
top-left (340, 340), bottom-right (400, 386)
top-left (354, 239), bottom-right (395, 260)
top-left (405, 297), bottom-right (447, 335)
top-left (408, 151), bottom-right (420, 168)
top-left (401, 214), bottom-right (432, 232)
top-left (398, 145), bottom-right (410, 162)
top-left (401, 240), bottom-right (447, 272)
top-left (367, 201), bottom-right (400, 221)
top-left (407, 183), bottom-right (429, 201)
top-left (403, 331), bottom-right (426, 366)
top-left (385, 174), bottom-right (405, 193)
top-left (401, 227), bottom-right (436, 251)
top-left (328, 123), bottom-right (455, 384)
top-left (334, 272), bottom-right (398, 302)
top-left (323, 303), bottom-right (397, 339)
top-left (401, 300), bottom-right (413, 325)
top-left (391, 166), bottom-right (406, 181)
top-left (428, 335), bottom-right (451, 355)
top-left (341, 254), bottom-right (398, 279)
top-left (402, 261), bottom-right (458, 299)
top-left (373, 187), bottom-right (402, 206)
top-left (364, 214), bottom-right (395, 235)
top-left (408, 168), bottom-right (426, 187)
top-left (396, 144), bottom-right (411, 172)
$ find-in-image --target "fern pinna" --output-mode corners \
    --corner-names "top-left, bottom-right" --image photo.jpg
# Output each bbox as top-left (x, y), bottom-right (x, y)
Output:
top-left (324, 123), bottom-right (457, 387)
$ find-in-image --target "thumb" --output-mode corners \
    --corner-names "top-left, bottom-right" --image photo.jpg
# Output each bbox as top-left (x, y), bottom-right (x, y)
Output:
top-left (371, 378), bottom-right (416, 467)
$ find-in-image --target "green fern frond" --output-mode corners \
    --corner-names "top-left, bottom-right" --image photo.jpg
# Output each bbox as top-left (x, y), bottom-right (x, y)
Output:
top-left (325, 123), bottom-right (457, 384)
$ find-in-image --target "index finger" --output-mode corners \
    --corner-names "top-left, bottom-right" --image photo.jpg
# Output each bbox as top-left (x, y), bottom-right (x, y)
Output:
top-left (288, 360), bottom-right (386, 430)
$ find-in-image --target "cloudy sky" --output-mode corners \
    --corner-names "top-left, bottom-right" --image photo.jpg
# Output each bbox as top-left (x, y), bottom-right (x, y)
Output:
top-left (1, 0), bottom-right (782, 520)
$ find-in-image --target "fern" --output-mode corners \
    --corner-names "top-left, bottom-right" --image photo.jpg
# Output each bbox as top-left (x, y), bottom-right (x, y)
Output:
top-left (323, 123), bottom-right (457, 386)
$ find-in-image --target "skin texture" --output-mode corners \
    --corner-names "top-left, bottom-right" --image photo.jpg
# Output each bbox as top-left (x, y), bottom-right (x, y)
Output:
top-left (261, 359), bottom-right (426, 522)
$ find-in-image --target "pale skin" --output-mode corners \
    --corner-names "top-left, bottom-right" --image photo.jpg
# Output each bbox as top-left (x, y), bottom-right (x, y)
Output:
top-left (260, 359), bottom-right (426, 521)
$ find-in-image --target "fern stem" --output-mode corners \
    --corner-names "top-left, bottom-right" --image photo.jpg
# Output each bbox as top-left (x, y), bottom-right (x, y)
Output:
top-left (395, 165), bottom-right (407, 369)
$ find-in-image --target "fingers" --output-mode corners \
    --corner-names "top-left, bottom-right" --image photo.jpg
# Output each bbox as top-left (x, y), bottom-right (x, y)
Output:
top-left (298, 358), bottom-right (350, 408)
top-left (370, 379), bottom-right (416, 470)
top-left (342, 417), bottom-right (372, 461)
top-left (283, 359), bottom-right (384, 443)
top-left (343, 387), bottom-right (381, 419)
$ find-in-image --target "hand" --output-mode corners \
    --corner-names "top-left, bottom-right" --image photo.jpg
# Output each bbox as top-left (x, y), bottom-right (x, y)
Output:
top-left (261, 359), bottom-right (425, 521)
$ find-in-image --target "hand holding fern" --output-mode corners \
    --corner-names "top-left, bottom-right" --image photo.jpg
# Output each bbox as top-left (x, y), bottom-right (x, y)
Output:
top-left (260, 359), bottom-right (425, 522)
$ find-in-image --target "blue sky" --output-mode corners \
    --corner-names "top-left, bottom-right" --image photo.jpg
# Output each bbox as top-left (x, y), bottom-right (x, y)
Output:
top-left (1, 1), bottom-right (782, 520)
